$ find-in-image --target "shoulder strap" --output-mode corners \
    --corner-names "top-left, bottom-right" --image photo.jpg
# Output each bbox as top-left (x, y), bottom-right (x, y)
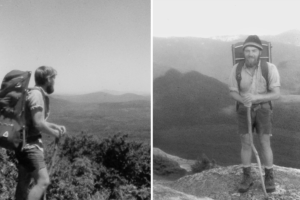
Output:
top-left (235, 61), bottom-right (244, 93)
top-left (260, 60), bottom-right (269, 91)
top-left (260, 60), bottom-right (273, 110)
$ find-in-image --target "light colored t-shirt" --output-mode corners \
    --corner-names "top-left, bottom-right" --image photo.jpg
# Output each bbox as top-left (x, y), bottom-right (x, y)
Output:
top-left (26, 87), bottom-right (50, 120)
top-left (228, 61), bottom-right (280, 95)
top-left (23, 87), bottom-right (49, 152)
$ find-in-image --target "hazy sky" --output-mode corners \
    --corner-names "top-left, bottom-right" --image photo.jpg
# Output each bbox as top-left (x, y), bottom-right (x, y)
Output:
top-left (0, 0), bottom-right (150, 95)
top-left (154, 0), bottom-right (300, 37)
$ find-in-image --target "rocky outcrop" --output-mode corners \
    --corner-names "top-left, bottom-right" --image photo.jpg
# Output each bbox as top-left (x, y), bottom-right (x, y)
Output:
top-left (153, 147), bottom-right (195, 172)
top-left (154, 182), bottom-right (213, 200)
top-left (155, 163), bottom-right (300, 200)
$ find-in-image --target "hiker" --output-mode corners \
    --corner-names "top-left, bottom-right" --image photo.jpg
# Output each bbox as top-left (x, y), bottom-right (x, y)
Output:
top-left (15, 66), bottom-right (66, 200)
top-left (228, 35), bottom-right (280, 193)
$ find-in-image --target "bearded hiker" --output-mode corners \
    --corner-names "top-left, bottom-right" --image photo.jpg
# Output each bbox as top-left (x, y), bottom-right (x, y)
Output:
top-left (15, 66), bottom-right (66, 200)
top-left (228, 35), bottom-right (280, 193)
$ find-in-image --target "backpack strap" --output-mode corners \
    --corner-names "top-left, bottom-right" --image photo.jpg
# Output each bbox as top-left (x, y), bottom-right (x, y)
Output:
top-left (260, 60), bottom-right (273, 110)
top-left (235, 61), bottom-right (244, 111)
top-left (260, 60), bottom-right (269, 91)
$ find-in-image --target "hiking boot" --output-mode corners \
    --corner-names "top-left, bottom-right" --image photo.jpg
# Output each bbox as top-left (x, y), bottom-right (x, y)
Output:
top-left (265, 168), bottom-right (275, 193)
top-left (238, 167), bottom-right (253, 193)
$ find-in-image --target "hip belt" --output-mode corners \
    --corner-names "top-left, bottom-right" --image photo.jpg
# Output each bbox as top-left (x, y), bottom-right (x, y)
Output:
top-left (236, 101), bottom-right (272, 111)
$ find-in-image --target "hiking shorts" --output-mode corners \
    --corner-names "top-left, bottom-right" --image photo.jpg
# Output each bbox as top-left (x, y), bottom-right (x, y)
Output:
top-left (15, 146), bottom-right (46, 173)
top-left (237, 103), bottom-right (273, 135)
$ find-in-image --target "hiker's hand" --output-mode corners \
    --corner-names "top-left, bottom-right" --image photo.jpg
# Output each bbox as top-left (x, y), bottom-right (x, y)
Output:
top-left (56, 126), bottom-right (66, 137)
top-left (242, 93), bottom-right (258, 104)
top-left (59, 126), bottom-right (66, 135)
top-left (53, 125), bottom-right (66, 139)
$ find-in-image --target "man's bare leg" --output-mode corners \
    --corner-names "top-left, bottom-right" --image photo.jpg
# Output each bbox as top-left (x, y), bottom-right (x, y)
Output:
top-left (27, 168), bottom-right (50, 200)
top-left (240, 134), bottom-right (252, 167)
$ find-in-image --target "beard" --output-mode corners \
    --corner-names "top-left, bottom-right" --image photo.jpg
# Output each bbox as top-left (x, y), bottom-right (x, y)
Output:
top-left (245, 55), bottom-right (260, 68)
top-left (46, 84), bottom-right (54, 94)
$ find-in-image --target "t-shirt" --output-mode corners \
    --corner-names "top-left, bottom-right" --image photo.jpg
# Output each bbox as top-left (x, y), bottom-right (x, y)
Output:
top-left (23, 87), bottom-right (50, 152)
top-left (228, 61), bottom-right (280, 95)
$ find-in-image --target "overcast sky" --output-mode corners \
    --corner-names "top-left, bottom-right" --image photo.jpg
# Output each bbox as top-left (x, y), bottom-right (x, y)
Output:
top-left (154, 0), bottom-right (300, 38)
top-left (0, 0), bottom-right (150, 95)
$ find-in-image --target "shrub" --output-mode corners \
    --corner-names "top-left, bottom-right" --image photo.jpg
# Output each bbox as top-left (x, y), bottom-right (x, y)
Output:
top-left (153, 154), bottom-right (185, 176)
top-left (191, 153), bottom-right (216, 173)
top-left (0, 133), bottom-right (150, 200)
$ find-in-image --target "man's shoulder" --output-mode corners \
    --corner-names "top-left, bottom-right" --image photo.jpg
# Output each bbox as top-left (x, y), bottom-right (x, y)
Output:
top-left (231, 63), bottom-right (239, 72)
top-left (26, 87), bottom-right (44, 104)
top-left (266, 62), bottom-right (279, 73)
top-left (28, 88), bottom-right (43, 97)
top-left (266, 62), bottom-right (277, 68)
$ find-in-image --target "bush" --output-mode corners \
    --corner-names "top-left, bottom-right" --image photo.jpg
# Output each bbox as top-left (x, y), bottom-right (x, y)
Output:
top-left (47, 133), bottom-right (150, 200)
top-left (153, 154), bottom-right (185, 176)
top-left (0, 149), bottom-right (17, 200)
top-left (191, 153), bottom-right (216, 173)
top-left (0, 133), bottom-right (150, 200)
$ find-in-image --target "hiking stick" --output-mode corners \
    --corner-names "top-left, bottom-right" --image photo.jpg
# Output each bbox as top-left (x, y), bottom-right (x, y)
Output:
top-left (49, 138), bottom-right (59, 175)
top-left (247, 107), bottom-right (268, 198)
top-left (43, 138), bottom-right (59, 200)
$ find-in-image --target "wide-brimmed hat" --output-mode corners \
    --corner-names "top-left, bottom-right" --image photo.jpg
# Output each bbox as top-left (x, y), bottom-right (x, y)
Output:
top-left (243, 35), bottom-right (263, 50)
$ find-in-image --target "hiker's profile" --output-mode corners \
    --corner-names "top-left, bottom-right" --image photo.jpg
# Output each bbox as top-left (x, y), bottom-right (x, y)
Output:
top-left (228, 35), bottom-right (280, 193)
top-left (12, 66), bottom-right (66, 199)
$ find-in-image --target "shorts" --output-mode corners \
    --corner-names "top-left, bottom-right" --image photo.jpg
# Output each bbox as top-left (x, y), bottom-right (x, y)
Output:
top-left (237, 103), bottom-right (273, 135)
top-left (15, 146), bottom-right (46, 173)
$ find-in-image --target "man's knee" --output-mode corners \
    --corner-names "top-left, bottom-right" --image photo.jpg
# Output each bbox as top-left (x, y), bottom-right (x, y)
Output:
top-left (259, 134), bottom-right (271, 149)
top-left (36, 168), bottom-right (50, 188)
top-left (240, 134), bottom-right (251, 149)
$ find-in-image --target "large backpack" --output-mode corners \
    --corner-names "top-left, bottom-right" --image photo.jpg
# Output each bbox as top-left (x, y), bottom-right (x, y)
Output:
top-left (0, 70), bottom-right (31, 150)
top-left (231, 40), bottom-right (273, 110)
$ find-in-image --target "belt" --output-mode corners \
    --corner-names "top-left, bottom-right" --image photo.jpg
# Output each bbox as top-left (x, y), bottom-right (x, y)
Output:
top-left (236, 101), bottom-right (272, 111)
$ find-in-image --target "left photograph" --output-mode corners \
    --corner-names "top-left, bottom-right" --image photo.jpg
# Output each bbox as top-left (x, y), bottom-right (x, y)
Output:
top-left (0, 0), bottom-right (151, 199)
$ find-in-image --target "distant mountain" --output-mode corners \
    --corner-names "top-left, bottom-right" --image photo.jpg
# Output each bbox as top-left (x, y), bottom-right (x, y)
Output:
top-left (154, 69), bottom-right (234, 130)
top-left (210, 29), bottom-right (300, 46)
top-left (263, 29), bottom-right (300, 46)
top-left (53, 91), bottom-right (150, 103)
top-left (154, 30), bottom-right (300, 94)
top-left (153, 62), bottom-right (172, 80)
top-left (153, 37), bottom-right (232, 82)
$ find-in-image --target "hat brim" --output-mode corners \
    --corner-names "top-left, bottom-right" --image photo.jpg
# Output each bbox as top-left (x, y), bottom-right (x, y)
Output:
top-left (243, 42), bottom-right (263, 50)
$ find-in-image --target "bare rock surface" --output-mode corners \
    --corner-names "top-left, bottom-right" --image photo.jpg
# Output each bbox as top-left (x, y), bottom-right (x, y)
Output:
top-left (154, 182), bottom-right (213, 200)
top-left (171, 164), bottom-right (300, 200)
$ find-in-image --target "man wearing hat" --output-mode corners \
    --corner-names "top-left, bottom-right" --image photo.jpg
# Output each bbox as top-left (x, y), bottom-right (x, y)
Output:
top-left (228, 35), bottom-right (280, 193)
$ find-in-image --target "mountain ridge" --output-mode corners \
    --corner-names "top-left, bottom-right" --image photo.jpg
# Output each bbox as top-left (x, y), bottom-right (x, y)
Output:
top-left (53, 91), bottom-right (150, 103)
top-left (153, 30), bottom-right (300, 94)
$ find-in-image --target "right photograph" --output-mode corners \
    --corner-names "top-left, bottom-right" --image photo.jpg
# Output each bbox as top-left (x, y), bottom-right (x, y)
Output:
top-left (153, 0), bottom-right (300, 199)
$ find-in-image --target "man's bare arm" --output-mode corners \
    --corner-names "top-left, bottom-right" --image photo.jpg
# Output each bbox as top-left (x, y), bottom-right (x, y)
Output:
top-left (230, 91), bottom-right (244, 104)
top-left (31, 109), bottom-right (60, 138)
top-left (243, 87), bottom-right (280, 104)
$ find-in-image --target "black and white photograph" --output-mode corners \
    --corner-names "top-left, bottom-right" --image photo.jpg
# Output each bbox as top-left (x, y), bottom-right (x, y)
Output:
top-left (153, 0), bottom-right (300, 199)
top-left (0, 0), bottom-right (150, 199)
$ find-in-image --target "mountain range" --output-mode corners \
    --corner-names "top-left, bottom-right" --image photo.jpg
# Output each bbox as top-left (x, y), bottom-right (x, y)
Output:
top-left (53, 91), bottom-right (150, 103)
top-left (154, 29), bottom-right (300, 94)
top-left (41, 91), bottom-right (150, 144)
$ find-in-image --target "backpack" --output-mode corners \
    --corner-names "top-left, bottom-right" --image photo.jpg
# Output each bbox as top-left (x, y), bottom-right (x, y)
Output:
top-left (231, 40), bottom-right (273, 110)
top-left (0, 70), bottom-right (31, 150)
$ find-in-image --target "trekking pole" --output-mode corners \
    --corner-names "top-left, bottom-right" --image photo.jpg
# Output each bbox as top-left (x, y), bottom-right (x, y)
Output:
top-left (247, 106), bottom-right (268, 198)
top-left (43, 138), bottom-right (59, 200)
top-left (49, 138), bottom-right (59, 175)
